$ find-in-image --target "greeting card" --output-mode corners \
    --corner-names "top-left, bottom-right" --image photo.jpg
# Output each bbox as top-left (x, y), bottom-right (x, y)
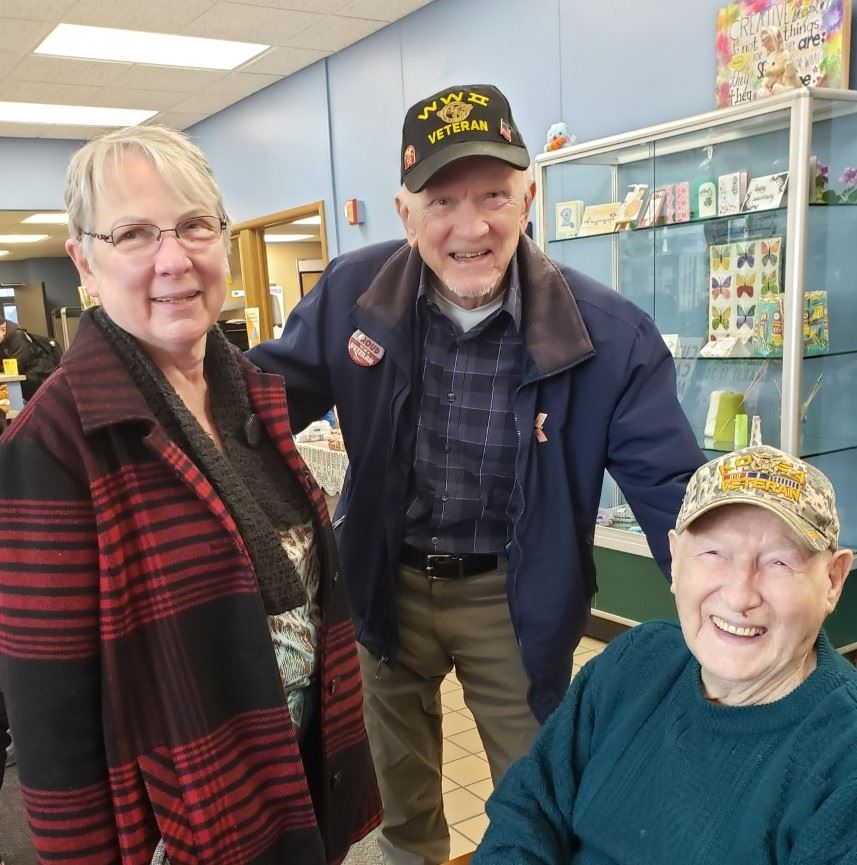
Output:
top-left (707, 234), bottom-right (782, 346)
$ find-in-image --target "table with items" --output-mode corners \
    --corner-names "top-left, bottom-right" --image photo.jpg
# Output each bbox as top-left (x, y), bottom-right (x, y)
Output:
top-left (0, 374), bottom-right (25, 420)
top-left (296, 433), bottom-right (348, 496)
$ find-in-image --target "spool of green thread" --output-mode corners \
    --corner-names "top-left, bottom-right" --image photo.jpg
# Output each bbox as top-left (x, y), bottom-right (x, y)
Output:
top-left (734, 413), bottom-right (749, 448)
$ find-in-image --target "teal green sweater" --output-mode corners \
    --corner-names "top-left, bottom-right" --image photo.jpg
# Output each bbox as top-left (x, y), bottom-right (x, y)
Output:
top-left (474, 622), bottom-right (857, 864)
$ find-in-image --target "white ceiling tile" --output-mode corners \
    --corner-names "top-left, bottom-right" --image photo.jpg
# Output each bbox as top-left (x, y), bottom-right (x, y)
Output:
top-left (0, 52), bottom-right (21, 78)
top-left (63, 0), bottom-right (217, 32)
top-left (0, 0), bottom-right (76, 21)
top-left (391, 0), bottom-right (435, 14)
top-left (184, 3), bottom-right (321, 45)
top-left (286, 14), bottom-right (384, 52)
top-left (0, 79), bottom-right (102, 104)
top-left (39, 124), bottom-right (104, 139)
top-left (227, 0), bottom-right (349, 11)
top-left (169, 91), bottom-right (244, 115)
top-left (0, 121), bottom-right (47, 138)
top-left (110, 65), bottom-right (230, 93)
top-left (338, 0), bottom-right (433, 19)
top-left (11, 54), bottom-right (131, 86)
top-left (143, 111), bottom-right (209, 129)
top-left (0, 18), bottom-right (54, 53)
top-left (204, 70), bottom-right (281, 98)
top-left (85, 88), bottom-right (187, 111)
top-left (336, 0), bottom-right (394, 20)
top-left (239, 45), bottom-right (327, 76)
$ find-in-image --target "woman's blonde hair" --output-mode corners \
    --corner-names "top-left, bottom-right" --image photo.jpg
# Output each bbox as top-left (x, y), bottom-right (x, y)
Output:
top-left (64, 125), bottom-right (230, 261)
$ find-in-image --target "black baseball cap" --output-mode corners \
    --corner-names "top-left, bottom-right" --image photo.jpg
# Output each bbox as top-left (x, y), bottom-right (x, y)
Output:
top-left (401, 84), bottom-right (530, 192)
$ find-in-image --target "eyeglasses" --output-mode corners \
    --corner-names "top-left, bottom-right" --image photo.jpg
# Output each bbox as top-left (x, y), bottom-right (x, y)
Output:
top-left (80, 216), bottom-right (227, 256)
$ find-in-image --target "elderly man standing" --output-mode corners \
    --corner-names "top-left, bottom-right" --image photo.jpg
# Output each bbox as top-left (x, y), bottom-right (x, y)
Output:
top-left (248, 83), bottom-right (704, 864)
top-left (474, 446), bottom-right (857, 864)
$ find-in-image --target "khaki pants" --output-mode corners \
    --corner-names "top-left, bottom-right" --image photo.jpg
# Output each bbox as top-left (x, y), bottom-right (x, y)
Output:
top-left (358, 563), bottom-right (541, 865)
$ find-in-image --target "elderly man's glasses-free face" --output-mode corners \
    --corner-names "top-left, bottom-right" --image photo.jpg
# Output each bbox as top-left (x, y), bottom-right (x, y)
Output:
top-left (80, 216), bottom-right (227, 257)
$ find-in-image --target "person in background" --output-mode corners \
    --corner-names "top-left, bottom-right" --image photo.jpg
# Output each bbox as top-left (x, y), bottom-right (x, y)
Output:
top-left (474, 446), bottom-right (857, 864)
top-left (0, 313), bottom-right (62, 400)
top-left (0, 125), bottom-right (380, 865)
top-left (248, 82), bottom-right (704, 865)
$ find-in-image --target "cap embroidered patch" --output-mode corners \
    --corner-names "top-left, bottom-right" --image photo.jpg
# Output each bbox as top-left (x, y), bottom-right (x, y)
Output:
top-left (438, 101), bottom-right (473, 123)
top-left (403, 144), bottom-right (416, 171)
top-left (348, 330), bottom-right (385, 367)
top-left (499, 118), bottom-right (512, 143)
top-left (718, 451), bottom-right (804, 503)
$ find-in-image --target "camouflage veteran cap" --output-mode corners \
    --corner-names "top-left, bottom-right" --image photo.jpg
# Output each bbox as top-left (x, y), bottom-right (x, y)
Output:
top-left (401, 84), bottom-right (530, 192)
top-left (675, 445), bottom-right (839, 551)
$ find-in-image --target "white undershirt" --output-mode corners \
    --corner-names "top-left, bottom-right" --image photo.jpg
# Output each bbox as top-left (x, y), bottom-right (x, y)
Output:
top-left (429, 286), bottom-right (505, 333)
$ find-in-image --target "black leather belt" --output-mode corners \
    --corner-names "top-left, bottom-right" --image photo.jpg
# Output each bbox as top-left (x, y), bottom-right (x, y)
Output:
top-left (399, 543), bottom-right (499, 580)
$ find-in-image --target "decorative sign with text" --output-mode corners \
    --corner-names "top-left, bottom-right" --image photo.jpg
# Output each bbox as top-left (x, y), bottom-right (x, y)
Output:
top-left (715, 0), bottom-right (851, 107)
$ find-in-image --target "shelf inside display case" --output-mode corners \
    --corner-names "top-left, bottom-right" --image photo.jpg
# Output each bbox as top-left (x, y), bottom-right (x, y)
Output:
top-left (546, 206), bottom-right (789, 246)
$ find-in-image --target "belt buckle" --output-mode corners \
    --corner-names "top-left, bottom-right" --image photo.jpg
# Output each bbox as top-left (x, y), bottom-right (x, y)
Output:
top-left (425, 553), bottom-right (462, 580)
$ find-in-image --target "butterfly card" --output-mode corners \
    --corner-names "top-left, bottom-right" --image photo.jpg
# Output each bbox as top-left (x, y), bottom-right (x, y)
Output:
top-left (708, 235), bottom-right (782, 346)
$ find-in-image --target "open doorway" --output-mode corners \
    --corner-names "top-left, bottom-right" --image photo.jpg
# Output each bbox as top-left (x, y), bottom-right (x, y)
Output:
top-left (226, 202), bottom-right (327, 346)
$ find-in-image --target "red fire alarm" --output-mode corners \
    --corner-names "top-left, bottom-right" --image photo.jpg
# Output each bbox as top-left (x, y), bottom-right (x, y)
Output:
top-left (344, 198), bottom-right (365, 225)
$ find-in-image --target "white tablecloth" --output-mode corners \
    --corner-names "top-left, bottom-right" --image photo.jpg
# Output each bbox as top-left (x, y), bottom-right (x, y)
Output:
top-left (297, 440), bottom-right (349, 495)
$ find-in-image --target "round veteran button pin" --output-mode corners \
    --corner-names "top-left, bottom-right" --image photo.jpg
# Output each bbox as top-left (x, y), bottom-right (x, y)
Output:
top-left (348, 329), bottom-right (385, 366)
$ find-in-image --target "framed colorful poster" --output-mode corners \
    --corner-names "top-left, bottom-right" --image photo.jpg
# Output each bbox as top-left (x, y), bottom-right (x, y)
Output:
top-left (715, 0), bottom-right (851, 107)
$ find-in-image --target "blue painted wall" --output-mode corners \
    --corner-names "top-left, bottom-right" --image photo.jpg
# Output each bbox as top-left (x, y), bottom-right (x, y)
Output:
top-left (0, 138), bottom-right (82, 210)
top-left (1, 0), bottom-right (856, 256)
top-left (191, 62), bottom-right (334, 228)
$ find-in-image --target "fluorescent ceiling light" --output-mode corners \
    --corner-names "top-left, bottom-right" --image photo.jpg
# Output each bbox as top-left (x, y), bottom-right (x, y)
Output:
top-left (292, 216), bottom-right (321, 225)
top-left (0, 251), bottom-right (9, 257)
top-left (0, 102), bottom-right (156, 126)
top-left (36, 23), bottom-right (269, 71)
top-left (0, 235), bottom-right (49, 244)
top-left (22, 213), bottom-right (68, 224)
top-left (265, 234), bottom-right (315, 243)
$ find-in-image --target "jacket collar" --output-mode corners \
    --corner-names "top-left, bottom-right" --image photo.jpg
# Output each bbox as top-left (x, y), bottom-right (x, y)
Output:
top-left (356, 235), bottom-right (594, 376)
top-left (61, 312), bottom-right (157, 434)
top-left (62, 311), bottom-right (277, 436)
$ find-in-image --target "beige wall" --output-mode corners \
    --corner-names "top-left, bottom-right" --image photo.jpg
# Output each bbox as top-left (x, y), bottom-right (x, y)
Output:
top-left (266, 241), bottom-right (324, 316)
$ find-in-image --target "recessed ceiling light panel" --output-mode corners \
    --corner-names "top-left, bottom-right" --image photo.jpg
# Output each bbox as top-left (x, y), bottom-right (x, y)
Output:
top-left (36, 23), bottom-right (269, 71)
top-left (0, 235), bottom-right (50, 244)
top-left (0, 102), bottom-right (156, 126)
top-left (22, 213), bottom-right (69, 224)
top-left (264, 234), bottom-right (315, 243)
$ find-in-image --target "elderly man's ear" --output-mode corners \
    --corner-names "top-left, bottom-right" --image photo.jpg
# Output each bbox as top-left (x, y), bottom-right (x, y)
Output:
top-left (667, 529), bottom-right (680, 592)
top-left (522, 178), bottom-right (536, 228)
top-left (825, 548), bottom-right (853, 614)
top-left (394, 192), bottom-right (418, 248)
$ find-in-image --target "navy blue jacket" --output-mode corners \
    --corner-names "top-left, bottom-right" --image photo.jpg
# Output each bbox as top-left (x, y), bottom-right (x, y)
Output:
top-left (248, 237), bottom-right (704, 721)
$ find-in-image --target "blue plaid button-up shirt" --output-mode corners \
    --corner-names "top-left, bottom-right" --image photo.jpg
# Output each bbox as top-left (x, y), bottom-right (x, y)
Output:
top-left (404, 260), bottom-right (524, 555)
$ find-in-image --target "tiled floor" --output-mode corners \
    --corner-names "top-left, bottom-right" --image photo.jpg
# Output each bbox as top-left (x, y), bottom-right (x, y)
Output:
top-left (440, 636), bottom-right (607, 858)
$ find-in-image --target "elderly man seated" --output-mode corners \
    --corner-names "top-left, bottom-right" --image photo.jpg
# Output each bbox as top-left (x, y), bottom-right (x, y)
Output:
top-left (473, 445), bottom-right (857, 864)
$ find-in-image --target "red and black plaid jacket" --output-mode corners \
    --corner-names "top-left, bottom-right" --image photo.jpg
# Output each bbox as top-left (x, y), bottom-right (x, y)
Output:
top-left (0, 314), bottom-right (380, 865)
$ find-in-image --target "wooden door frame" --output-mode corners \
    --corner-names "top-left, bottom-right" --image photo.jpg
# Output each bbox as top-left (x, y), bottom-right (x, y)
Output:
top-left (230, 201), bottom-right (328, 342)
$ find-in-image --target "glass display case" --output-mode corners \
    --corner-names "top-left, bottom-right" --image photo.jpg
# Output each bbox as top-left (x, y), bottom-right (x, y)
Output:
top-left (534, 88), bottom-right (857, 648)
